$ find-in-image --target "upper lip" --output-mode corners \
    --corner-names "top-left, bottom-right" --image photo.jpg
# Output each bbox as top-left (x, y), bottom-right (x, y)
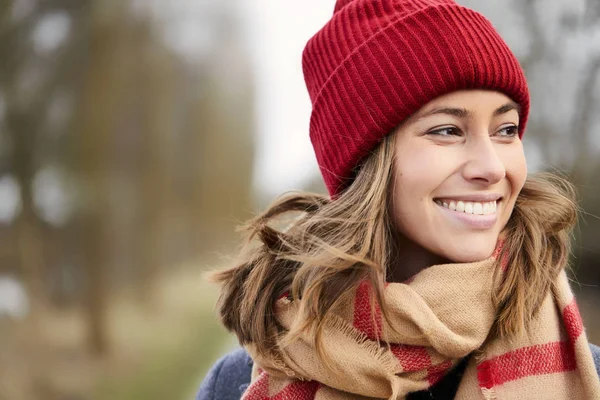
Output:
top-left (434, 193), bottom-right (504, 202)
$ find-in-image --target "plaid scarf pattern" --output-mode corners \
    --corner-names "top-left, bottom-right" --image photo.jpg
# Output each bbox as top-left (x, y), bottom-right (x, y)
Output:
top-left (241, 255), bottom-right (600, 399)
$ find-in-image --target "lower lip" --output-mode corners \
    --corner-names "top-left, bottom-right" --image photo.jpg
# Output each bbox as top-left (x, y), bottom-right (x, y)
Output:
top-left (435, 202), bottom-right (499, 230)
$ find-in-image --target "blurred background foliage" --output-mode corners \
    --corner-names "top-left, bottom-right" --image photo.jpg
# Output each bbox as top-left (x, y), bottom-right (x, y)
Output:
top-left (0, 0), bottom-right (598, 399)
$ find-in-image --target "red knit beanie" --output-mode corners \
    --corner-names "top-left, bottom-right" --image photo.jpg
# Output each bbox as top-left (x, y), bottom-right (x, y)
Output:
top-left (302, 0), bottom-right (530, 196)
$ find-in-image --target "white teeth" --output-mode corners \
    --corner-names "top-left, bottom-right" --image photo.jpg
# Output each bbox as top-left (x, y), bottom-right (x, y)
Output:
top-left (483, 202), bottom-right (491, 215)
top-left (464, 202), bottom-right (474, 214)
top-left (436, 199), bottom-right (498, 215)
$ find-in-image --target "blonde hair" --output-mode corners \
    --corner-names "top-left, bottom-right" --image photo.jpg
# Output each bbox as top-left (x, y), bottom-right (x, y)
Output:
top-left (212, 133), bottom-right (578, 358)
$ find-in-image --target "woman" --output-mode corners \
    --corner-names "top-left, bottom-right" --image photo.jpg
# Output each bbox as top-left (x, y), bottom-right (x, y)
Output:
top-left (198, 0), bottom-right (600, 398)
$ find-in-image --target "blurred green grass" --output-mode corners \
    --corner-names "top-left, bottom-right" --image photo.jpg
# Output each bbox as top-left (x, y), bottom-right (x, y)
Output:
top-left (91, 268), bottom-right (232, 400)
top-left (0, 266), bottom-right (234, 400)
top-left (94, 305), bottom-right (227, 400)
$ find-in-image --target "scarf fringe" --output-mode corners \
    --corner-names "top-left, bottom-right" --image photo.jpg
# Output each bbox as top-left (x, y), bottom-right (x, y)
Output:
top-left (481, 388), bottom-right (497, 400)
top-left (320, 312), bottom-right (404, 399)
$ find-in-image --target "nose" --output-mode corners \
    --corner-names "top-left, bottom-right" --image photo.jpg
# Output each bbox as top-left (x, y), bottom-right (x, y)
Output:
top-left (461, 136), bottom-right (506, 185)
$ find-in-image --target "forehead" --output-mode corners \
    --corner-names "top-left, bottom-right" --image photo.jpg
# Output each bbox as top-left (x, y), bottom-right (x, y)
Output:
top-left (418, 90), bottom-right (518, 114)
top-left (392, 90), bottom-right (521, 137)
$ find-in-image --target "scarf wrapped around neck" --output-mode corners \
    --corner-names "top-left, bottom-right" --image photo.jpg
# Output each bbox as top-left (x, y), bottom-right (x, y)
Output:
top-left (241, 252), bottom-right (600, 399)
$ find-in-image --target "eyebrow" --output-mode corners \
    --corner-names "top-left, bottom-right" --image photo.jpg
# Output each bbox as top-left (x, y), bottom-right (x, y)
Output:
top-left (414, 101), bottom-right (521, 121)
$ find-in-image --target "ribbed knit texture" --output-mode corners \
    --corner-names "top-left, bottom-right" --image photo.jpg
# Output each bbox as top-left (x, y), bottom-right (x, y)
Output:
top-left (302, 0), bottom-right (530, 196)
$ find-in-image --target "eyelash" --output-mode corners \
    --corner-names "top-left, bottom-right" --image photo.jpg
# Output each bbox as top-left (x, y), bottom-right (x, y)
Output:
top-left (427, 125), bottom-right (519, 138)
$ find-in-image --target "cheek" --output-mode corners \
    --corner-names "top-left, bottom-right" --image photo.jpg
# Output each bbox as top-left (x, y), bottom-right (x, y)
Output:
top-left (394, 146), bottom-right (458, 192)
top-left (392, 148), bottom-right (453, 225)
top-left (496, 145), bottom-right (527, 232)
top-left (502, 145), bottom-right (528, 191)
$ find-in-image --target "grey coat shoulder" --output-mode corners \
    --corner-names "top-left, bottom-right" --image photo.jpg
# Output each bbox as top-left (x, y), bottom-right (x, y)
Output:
top-left (196, 348), bottom-right (252, 400)
top-left (197, 345), bottom-right (600, 400)
top-left (591, 343), bottom-right (600, 377)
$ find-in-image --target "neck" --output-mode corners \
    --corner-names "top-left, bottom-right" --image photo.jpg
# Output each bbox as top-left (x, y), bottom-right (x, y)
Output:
top-left (386, 234), bottom-right (450, 283)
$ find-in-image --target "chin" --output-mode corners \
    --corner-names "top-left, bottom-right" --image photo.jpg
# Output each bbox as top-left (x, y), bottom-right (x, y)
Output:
top-left (439, 239), bottom-right (498, 263)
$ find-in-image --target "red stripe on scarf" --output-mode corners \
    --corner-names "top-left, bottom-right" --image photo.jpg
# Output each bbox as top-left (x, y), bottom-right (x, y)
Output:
top-left (563, 300), bottom-right (583, 341)
top-left (243, 373), bottom-right (270, 399)
top-left (491, 240), bottom-right (509, 270)
top-left (427, 360), bottom-right (454, 385)
top-left (476, 341), bottom-right (577, 389)
top-left (391, 344), bottom-right (431, 372)
top-left (491, 241), bottom-right (503, 259)
top-left (390, 344), bottom-right (451, 386)
top-left (353, 280), bottom-right (382, 339)
top-left (243, 372), bottom-right (320, 400)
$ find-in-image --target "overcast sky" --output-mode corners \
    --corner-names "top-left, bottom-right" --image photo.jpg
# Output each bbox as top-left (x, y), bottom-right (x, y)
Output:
top-left (239, 1), bottom-right (334, 198)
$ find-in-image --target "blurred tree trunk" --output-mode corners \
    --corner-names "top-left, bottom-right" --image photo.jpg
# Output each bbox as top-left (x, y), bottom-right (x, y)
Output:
top-left (135, 20), bottom-right (173, 304)
top-left (191, 24), bottom-right (256, 259)
top-left (0, 0), bottom-right (48, 319)
top-left (10, 111), bottom-right (47, 318)
top-left (75, 0), bottom-right (130, 355)
top-left (0, 0), bottom-right (88, 318)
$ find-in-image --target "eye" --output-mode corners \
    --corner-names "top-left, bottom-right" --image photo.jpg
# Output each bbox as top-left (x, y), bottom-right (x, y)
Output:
top-left (496, 125), bottom-right (519, 137)
top-left (426, 126), bottom-right (462, 137)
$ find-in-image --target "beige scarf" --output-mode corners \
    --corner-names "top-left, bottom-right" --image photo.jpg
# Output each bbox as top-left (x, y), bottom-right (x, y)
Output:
top-left (241, 254), bottom-right (600, 399)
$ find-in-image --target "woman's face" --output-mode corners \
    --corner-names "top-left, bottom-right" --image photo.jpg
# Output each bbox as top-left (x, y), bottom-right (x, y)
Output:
top-left (391, 90), bottom-right (527, 264)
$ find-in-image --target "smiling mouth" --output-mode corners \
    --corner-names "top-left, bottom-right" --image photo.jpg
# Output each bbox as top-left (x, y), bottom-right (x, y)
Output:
top-left (434, 199), bottom-right (501, 215)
